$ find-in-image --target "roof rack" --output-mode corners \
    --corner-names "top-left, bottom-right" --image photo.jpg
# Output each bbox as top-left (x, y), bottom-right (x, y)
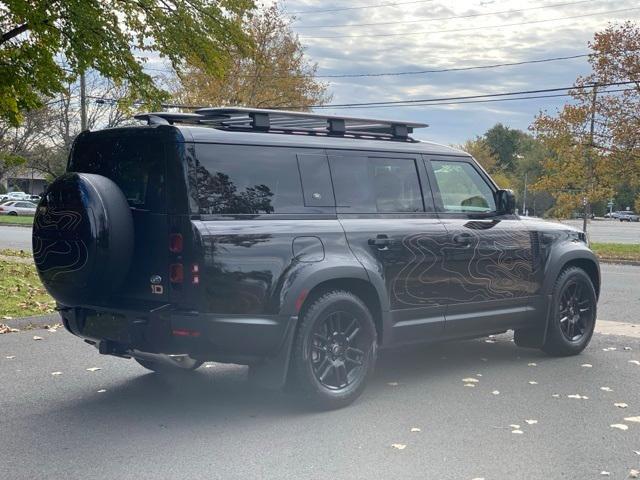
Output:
top-left (134, 107), bottom-right (428, 141)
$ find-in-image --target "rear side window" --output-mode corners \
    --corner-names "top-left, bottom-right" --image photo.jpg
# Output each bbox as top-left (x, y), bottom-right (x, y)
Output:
top-left (329, 156), bottom-right (425, 213)
top-left (70, 135), bottom-right (166, 213)
top-left (194, 144), bottom-right (306, 215)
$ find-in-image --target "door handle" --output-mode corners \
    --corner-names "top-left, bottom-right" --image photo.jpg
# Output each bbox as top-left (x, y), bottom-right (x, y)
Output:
top-left (368, 234), bottom-right (391, 250)
top-left (452, 232), bottom-right (473, 246)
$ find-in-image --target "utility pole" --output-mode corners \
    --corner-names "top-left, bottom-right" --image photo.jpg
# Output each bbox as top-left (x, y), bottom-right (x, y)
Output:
top-left (522, 171), bottom-right (528, 216)
top-left (583, 83), bottom-right (598, 234)
top-left (80, 71), bottom-right (87, 131)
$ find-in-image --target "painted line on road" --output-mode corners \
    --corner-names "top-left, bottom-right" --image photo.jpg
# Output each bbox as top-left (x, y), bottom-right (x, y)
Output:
top-left (596, 320), bottom-right (640, 338)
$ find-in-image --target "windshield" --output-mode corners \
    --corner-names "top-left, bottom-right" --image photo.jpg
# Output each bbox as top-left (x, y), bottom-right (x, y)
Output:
top-left (69, 134), bottom-right (166, 213)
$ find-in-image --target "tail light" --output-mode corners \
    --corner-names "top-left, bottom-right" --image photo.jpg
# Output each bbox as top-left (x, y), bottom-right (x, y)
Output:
top-left (169, 233), bottom-right (183, 253)
top-left (170, 263), bottom-right (184, 283)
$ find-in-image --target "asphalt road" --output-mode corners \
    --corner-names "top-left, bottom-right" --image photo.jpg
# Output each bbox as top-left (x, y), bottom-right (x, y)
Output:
top-left (562, 219), bottom-right (640, 244)
top-left (599, 263), bottom-right (640, 325)
top-left (0, 225), bottom-right (32, 251)
top-left (1, 327), bottom-right (639, 480)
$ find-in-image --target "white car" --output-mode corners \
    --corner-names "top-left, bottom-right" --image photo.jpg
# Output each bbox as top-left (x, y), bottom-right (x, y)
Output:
top-left (0, 200), bottom-right (37, 216)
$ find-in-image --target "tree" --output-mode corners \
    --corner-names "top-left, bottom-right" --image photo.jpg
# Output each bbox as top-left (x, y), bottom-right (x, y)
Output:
top-left (0, 0), bottom-right (254, 126)
top-left (483, 124), bottom-right (522, 171)
top-left (457, 138), bottom-right (511, 188)
top-left (531, 22), bottom-right (640, 218)
top-left (174, 3), bottom-right (331, 109)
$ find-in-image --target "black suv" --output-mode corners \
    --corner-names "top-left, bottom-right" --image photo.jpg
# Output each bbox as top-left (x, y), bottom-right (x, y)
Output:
top-left (33, 108), bottom-right (600, 409)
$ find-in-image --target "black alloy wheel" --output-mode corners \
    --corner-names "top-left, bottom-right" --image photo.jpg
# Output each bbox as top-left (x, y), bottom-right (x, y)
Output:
top-left (290, 290), bottom-right (377, 409)
top-left (542, 266), bottom-right (597, 356)
top-left (310, 310), bottom-right (367, 390)
top-left (558, 279), bottom-right (593, 342)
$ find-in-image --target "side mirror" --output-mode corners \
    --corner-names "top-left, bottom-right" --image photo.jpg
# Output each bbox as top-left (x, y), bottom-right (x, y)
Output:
top-left (495, 189), bottom-right (516, 215)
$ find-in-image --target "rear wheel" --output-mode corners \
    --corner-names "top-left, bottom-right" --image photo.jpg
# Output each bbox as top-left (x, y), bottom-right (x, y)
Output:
top-left (8, 211), bottom-right (17, 216)
top-left (542, 267), bottom-right (597, 356)
top-left (290, 290), bottom-right (377, 409)
top-left (135, 356), bottom-right (203, 373)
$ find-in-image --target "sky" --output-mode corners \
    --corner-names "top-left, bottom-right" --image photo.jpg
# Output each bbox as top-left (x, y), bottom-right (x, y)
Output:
top-left (266, 0), bottom-right (640, 146)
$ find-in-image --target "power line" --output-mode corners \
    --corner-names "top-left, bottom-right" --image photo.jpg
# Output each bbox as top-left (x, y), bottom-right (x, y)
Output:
top-left (317, 87), bottom-right (635, 110)
top-left (139, 53), bottom-right (590, 79)
top-left (87, 81), bottom-right (636, 111)
top-left (288, 0), bottom-right (435, 16)
top-left (313, 54), bottom-right (589, 78)
top-left (294, 0), bottom-right (598, 29)
top-left (306, 81), bottom-right (636, 109)
top-left (299, 7), bottom-right (640, 39)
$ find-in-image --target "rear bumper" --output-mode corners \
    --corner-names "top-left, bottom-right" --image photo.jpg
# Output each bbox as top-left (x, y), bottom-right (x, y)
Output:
top-left (59, 304), bottom-right (296, 363)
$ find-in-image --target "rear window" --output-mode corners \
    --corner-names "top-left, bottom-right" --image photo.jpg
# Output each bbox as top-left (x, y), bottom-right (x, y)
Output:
top-left (194, 144), bottom-right (308, 215)
top-left (69, 134), bottom-right (166, 213)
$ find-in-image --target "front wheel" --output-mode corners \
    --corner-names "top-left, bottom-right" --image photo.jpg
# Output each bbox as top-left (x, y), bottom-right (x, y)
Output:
top-left (290, 290), bottom-right (377, 410)
top-left (135, 356), bottom-right (203, 373)
top-left (542, 267), bottom-right (597, 356)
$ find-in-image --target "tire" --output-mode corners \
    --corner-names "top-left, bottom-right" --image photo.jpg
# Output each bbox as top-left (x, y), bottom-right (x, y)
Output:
top-left (8, 211), bottom-right (17, 216)
top-left (541, 266), bottom-right (597, 357)
top-left (32, 173), bottom-right (134, 306)
top-left (290, 290), bottom-right (377, 410)
top-left (135, 356), bottom-right (203, 373)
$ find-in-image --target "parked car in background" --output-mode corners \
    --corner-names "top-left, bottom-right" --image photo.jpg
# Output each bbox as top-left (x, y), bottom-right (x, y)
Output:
top-left (6, 191), bottom-right (30, 200)
top-left (618, 211), bottom-right (639, 222)
top-left (0, 200), bottom-right (37, 216)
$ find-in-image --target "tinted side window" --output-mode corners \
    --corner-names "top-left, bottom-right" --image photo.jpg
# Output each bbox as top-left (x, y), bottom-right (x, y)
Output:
top-left (330, 156), bottom-right (424, 213)
top-left (431, 160), bottom-right (496, 213)
top-left (195, 144), bottom-right (305, 214)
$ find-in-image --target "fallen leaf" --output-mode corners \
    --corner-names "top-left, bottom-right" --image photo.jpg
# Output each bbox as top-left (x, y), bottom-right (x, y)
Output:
top-left (624, 416), bottom-right (640, 423)
top-left (615, 403), bottom-right (629, 408)
top-left (528, 381), bottom-right (538, 385)
top-left (462, 378), bottom-right (479, 383)
top-left (601, 472), bottom-right (611, 476)
top-left (476, 373), bottom-right (483, 377)
top-left (387, 382), bottom-right (399, 386)
top-left (33, 336), bottom-right (43, 341)
top-left (485, 339), bottom-right (496, 344)
top-left (610, 424), bottom-right (629, 431)
top-left (391, 443), bottom-right (406, 450)
top-left (603, 347), bottom-right (617, 352)
top-left (2, 315), bottom-right (13, 320)
top-left (492, 390), bottom-right (500, 395)
top-left (600, 387), bottom-right (613, 392)
top-left (509, 424), bottom-right (521, 429)
top-left (511, 429), bottom-right (524, 434)
top-left (97, 389), bottom-right (107, 393)
top-left (51, 371), bottom-right (62, 376)
top-left (634, 451), bottom-right (640, 456)
top-left (525, 419), bottom-right (538, 425)
top-left (629, 469), bottom-right (639, 478)
top-left (528, 362), bottom-right (537, 367)
top-left (581, 363), bottom-right (593, 368)
top-left (464, 383), bottom-right (476, 388)
top-left (568, 394), bottom-right (589, 399)
top-left (624, 347), bottom-right (632, 351)
top-left (410, 427), bottom-right (421, 432)
top-left (471, 478), bottom-right (486, 480)
top-left (629, 360), bottom-right (640, 366)
top-left (5, 355), bottom-right (15, 359)
top-left (204, 364), bottom-right (214, 368)
top-left (552, 394), bottom-right (561, 398)
top-left (86, 367), bottom-right (101, 372)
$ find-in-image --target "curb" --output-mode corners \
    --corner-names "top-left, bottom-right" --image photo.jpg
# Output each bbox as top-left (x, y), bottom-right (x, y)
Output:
top-left (0, 222), bottom-right (32, 228)
top-left (4, 313), bottom-right (60, 330)
top-left (598, 258), bottom-right (640, 267)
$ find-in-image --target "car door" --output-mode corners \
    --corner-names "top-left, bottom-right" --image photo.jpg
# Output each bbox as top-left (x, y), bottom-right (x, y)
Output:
top-left (424, 156), bottom-right (544, 337)
top-left (328, 150), bottom-right (450, 347)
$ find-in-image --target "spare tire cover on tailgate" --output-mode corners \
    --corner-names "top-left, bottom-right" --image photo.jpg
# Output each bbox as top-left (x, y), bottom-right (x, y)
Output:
top-left (33, 173), bottom-right (134, 306)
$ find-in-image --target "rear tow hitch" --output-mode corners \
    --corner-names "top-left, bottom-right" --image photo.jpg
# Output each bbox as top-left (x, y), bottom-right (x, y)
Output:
top-left (96, 340), bottom-right (131, 359)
